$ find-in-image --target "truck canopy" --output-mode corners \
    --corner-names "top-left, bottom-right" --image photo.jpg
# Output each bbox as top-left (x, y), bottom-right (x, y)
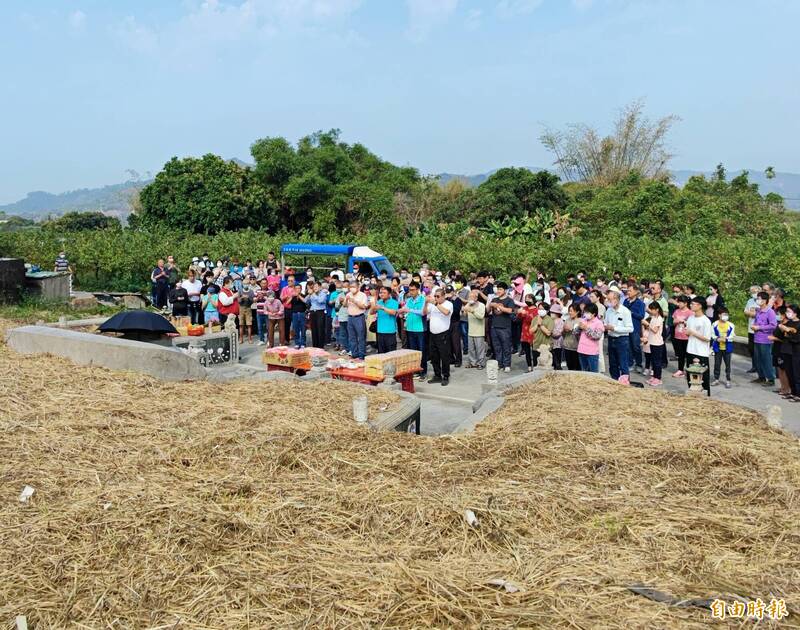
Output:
top-left (280, 244), bottom-right (355, 256)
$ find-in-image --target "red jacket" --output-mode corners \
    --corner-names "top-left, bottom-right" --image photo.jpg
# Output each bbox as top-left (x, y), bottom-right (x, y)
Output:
top-left (218, 287), bottom-right (240, 316)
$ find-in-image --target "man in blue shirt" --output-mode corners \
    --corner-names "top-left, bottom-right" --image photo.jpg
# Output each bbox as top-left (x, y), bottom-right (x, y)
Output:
top-left (372, 286), bottom-right (399, 353)
top-left (623, 285), bottom-right (645, 372)
top-left (400, 282), bottom-right (428, 379)
top-left (307, 281), bottom-right (329, 348)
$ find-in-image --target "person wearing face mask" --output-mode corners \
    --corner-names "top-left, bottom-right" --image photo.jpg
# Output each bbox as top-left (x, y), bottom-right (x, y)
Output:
top-left (510, 275), bottom-right (531, 356)
top-left (705, 283), bottom-right (726, 322)
top-left (743, 285), bottom-right (761, 374)
top-left (684, 296), bottom-right (713, 396)
top-left (548, 302), bottom-right (565, 370)
top-left (530, 302), bottom-right (553, 367)
top-left (769, 306), bottom-right (793, 399)
top-left (780, 304), bottom-right (800, 402)
top-left (751, 291), bottom-right (777, 386)
top-left (518, 295), bottom-right (538, 372)
top-left (710, 307), bottom-right (735, 388)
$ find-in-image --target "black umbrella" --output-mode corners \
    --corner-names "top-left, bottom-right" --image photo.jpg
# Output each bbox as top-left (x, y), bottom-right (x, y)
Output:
top-left (99, 310), bottom-right (178, 336)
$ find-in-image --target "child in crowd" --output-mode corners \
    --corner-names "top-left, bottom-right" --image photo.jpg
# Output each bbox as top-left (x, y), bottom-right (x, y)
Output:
top-left (577, 303), bottom-right (604, 372)
top-left (711, 307), bottom-right (735, 388)
top-left (641, 301), bottom-right (666, 386)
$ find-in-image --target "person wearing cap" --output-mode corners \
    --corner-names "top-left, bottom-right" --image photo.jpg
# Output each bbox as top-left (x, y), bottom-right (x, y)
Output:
top-left (603, 286), bottom-right (634, 384)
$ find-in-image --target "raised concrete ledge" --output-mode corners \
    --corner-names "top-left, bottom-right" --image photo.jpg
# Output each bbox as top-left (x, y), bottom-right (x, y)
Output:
top-left (6, 325), bottom-right (208, 382)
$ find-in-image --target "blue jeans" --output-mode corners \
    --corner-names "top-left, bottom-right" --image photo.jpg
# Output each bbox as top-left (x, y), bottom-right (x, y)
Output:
top-left (337, 319), bottom-right (350, 352)
top-left (754, 342), bottom-right (775, 381)
top-left (579, 352), bottom-right (599, 372)
top-left (292, 312), bottom-right (307, 347)
top-left (406, 330), bottom-right (426, 375)
top-left (460, 320), bottom-right (469, 353)
top-left (628, 331), bottom-right (642, 368)
top-left (608, 336), bottom-right (630, 379)
top-left (256, 313), bottom-right (269, 342)
top-left (347, 314), bottom-right (366, 359)
top-left (490, 326), bottom-right (513, 368)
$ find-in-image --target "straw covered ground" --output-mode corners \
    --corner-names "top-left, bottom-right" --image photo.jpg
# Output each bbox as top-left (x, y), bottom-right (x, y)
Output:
top-left (2, 320), bottom-right (800, 629)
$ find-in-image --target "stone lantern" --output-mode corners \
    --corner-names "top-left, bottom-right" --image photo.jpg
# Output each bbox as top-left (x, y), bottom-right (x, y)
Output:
top-left (686, 358), bottom-right (707, 395)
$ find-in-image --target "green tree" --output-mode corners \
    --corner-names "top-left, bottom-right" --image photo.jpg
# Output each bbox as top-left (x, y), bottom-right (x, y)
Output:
top-left (137, 155), bottom-right (274, 233)
top-left (470, 168), bottom-right (567, 224)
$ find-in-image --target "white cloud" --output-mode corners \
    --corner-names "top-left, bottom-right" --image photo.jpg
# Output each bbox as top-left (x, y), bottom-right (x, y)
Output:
top-left (69, 10), bottom-right (87, 30)
top-left (113, 0), bottom-right (363, 58)
top-left (406, 0), bottom-right (459, 41)
top-left (496, 0), bottom-right (543, 18)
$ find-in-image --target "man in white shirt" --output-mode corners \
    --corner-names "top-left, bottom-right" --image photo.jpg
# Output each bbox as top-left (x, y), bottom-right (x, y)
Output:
top-left (181, 270), bottom-right (203, 325)
top-left (685, 296), bottom-right (713, 396)
top-left (425, 288), bottom-right (453, 386)
top-left (603, 287), bottom-right (634, 384)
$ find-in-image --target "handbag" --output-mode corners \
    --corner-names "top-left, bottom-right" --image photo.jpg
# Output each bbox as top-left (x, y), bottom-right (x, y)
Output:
top-left (369, 319), bottom-right (377, 333)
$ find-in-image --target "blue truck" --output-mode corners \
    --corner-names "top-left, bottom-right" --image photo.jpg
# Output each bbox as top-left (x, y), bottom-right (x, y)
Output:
top-left (280, 243), bottom-right (396, 278)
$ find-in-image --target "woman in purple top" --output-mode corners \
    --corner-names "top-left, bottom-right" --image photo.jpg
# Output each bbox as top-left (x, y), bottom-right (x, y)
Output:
top-left (751, 291), bottom-right (777, 385)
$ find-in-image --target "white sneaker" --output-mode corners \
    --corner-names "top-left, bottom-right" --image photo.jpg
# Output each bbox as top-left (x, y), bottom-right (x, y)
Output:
top-left (503, 367), bottom-right (511, 373)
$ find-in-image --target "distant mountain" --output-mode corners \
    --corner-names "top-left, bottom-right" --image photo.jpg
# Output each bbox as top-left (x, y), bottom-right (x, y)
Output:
top-left (437, 167), bottom-right (800, 209)
top-left (0, 180), bottom-right (149, 221)
top-left (438, 167), bottom-right (549, 188)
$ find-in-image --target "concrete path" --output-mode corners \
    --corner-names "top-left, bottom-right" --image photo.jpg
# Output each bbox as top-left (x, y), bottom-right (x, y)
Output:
top-left (237, 341), bottom-right (799, 437)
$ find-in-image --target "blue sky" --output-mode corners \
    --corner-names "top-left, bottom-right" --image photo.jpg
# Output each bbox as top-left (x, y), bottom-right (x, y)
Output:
top-left (2, 0), bottom-right (799, 203)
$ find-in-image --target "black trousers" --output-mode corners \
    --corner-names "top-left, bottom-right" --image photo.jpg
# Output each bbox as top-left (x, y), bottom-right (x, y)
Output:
top-left (449, 320), bottom-right (462, 365)
top-left (284, 313), bottom-right (293, 343)
top-left (792, 352), bottom-right (800, 395)
top-left (187, 301), bottom-right (202, 325)
top-left (310, 310), bottom-right (326, 348)
top-left (685, 352), bottom-right (710, 396)
top-left (672, 338), bottom-right (688, 371)
top-left (511, 319), bottom-right (522, 352)
top-left (564, 348), bottom-right (581, 370)
top-left (324, 312), bottom-right (332, 345)
top-left (377, 332), bottom-right (397, 353)
top-left (552, 347), bottom-right (563, 370)
top-left (430, 331), bottom-right (451, 379)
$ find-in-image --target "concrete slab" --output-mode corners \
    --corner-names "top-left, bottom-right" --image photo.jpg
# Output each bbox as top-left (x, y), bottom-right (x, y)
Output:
top-left (7, 325), bottom-right (208, 381)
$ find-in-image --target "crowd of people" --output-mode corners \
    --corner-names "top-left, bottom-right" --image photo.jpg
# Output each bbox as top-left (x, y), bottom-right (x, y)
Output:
top-left (147, 253), bottom-right (800, 400)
